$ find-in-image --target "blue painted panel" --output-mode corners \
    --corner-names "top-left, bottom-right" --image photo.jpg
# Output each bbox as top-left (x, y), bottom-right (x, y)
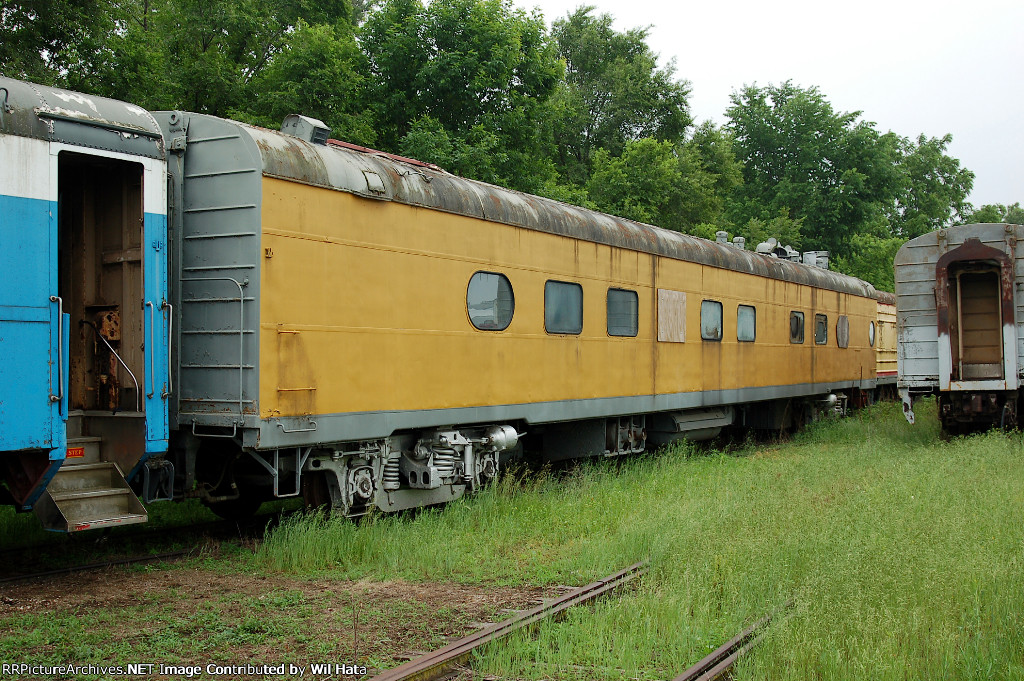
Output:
top-left (0, 194), bottom-right (62, 454)
top-left (143, 211), bottom-right (169, 455)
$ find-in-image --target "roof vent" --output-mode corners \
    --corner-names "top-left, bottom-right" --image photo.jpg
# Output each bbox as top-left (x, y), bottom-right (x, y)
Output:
top-left (281, 114), bottom-right (330, 145)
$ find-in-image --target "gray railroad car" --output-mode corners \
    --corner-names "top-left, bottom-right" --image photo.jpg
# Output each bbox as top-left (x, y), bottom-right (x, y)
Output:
top-left (896, 223), bottom-right (1024, 432)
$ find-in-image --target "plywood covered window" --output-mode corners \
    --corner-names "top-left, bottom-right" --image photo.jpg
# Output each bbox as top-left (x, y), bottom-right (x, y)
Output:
top-left (701, 300), bottom-right (723, 341)
top-left (545, 280), bottom-right (583, 334)
top-left (814, 314), bottom-right (828, 345)
top-left (836, 316), bottom-right (850, 348)
top-left (467, 271), bottom-right (514, 331)
top-left (607, 288), bottom-right (638, 337)
top-left (790, 311), bottom-right (805, 344)
top-left (737, 305), bottom-right (756, 342)
top-left (657, 289), bottom-right (686, 342)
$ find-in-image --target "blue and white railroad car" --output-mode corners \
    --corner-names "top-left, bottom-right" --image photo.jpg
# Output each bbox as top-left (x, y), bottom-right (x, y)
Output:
top-left (0, 77), bottom-right (170, 530)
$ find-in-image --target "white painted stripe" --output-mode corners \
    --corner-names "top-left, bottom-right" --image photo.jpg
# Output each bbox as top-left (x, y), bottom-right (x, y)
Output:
top-left (47, 142), bottom-right (166, 211)
top-left (0, 135), bottom-right (50, 202)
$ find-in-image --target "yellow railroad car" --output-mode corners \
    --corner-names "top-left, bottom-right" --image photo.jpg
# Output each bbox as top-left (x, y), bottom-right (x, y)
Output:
top-left (157, 112), bottom-right (883, 517)
top-left (874, 292), bottom-right (898, 395)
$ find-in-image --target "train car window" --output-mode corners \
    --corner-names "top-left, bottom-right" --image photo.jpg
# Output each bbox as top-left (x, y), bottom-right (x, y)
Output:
top-left (790, 311), bottom-right (805, 344)
top-left (467, 272), bottom-right (515, 331)
top-left (701, 300), bottom-right (723, 341)
top-left (837, 316), bottom-right (850, 348)
top-left (737, 305), bottom-right (756, 342)
top-left (607, 288), bottom-right (639, 337)
top-left (869, 321), bottom-right (876, 347)
top-left (657, 289), bottom-right (686, 342)
top-left (814, 314), bottom-right (828, 345)
top-left (545, 280), bottom-right (583, 334)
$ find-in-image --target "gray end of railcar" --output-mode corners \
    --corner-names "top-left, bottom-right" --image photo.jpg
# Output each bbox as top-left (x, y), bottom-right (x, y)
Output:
top-left (154, 112), bottom-right (263, 433)
top-left (896, 223), bottom-right (1024, 424)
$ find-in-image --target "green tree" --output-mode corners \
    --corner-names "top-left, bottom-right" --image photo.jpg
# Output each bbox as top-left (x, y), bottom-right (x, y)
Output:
top-left (362, 0), bottom-right (563, 191)
top-left (0, 0), bottom-right (124, 86)
top-left (726, 81), bottom-right (899, 260)
top-left (240, 20), bottom-right (376, 146)
top-left (584, 132), bottom-right (737, 232)
top-left (831, 230), bottom-right (903, 292)
top-left (964, 202), bottom-right (1024, 225)
top-left (549, 7), bottom-right (691, 185)
top-left (887, 133), bottom-right (973, 238)
top-left (586, 138), bottom-right (682, 226)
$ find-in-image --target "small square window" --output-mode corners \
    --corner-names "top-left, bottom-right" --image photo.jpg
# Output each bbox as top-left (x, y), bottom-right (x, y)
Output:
top-left (790, 311), bottom-right (805, 344)
top-left (607, 288), bottom-right (638, 337)
top-left (815, 314), bottom-right (827, 345)
top-left (545, 280), bottom-right (583, 334)
top-left (701, 300), bottom-right (723, 341)
top-left (737, 305), bottom-right (756, 342)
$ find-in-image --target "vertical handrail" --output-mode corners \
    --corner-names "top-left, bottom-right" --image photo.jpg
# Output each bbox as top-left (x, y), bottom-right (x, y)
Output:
top-left (162, 301), bottom-right (173, 397)
top-left (79, 320), bottom-right (142, 412)
top-left (145, 301), bottom-right (156, 397)
top-left (49, 296), bottom-right (63, 404)
top-left (180, 277), bottom-right (245, 421)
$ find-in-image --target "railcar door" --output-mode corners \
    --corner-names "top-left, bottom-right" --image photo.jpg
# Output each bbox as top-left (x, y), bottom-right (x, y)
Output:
top-left (949, 267), bottom-right (1003, 381)
top-left (0, 134), bottom-right (65, 508)
top-left (57, 150), bottom-right (169, 467)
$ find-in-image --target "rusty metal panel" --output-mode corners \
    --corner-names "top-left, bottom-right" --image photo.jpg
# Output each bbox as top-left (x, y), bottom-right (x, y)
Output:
top-left (0, 76), bottom-right (164, 159)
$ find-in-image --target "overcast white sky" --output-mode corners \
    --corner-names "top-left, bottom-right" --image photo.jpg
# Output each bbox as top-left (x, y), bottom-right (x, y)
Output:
top-left (512, 0), bottom-right (1023, 209)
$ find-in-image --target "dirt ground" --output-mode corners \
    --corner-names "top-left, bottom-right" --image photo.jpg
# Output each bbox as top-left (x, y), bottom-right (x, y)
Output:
top-left (0, 565), bottom-right (571, 680)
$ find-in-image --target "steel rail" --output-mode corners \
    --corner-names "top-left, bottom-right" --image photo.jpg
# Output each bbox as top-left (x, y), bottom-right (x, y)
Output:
top-left (672, 600), bottom-right (793, 681)
top-left (0, 549), bottom-right (193, 585)
top-left (368, 560), bottom-right (648, 681)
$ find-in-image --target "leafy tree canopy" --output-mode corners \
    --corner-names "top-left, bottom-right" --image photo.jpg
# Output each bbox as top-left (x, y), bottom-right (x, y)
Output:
top-left (549, 6), bottom-right (691, 186)
top-left (726, 81), bottom-right (898, 260)
top-left (964, 202), bottom-right (1024, 225)
top-left (362, 0), bottom-right (563, 191)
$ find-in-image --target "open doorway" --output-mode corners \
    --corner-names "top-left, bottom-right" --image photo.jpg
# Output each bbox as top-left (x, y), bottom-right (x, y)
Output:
top-left (947, 265), bottom-right (1003, 381)
top-left (58, 152), bottom-right (146, 415)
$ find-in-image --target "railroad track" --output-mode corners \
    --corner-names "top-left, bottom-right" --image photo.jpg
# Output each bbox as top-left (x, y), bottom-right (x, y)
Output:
top-left (368, 560), bottom-right (789, 681)
top-left (0, 549), bottom-right (197, 585)
top-left (672, 601), bottom-right (790, 681)
top-left (369, 561), bottom-right (649, 681)
top-left (0, 511), bottom-right (292, 584)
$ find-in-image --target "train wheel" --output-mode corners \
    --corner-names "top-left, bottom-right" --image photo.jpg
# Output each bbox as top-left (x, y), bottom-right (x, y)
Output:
top-left (301, 471), bottom-right (333, 510)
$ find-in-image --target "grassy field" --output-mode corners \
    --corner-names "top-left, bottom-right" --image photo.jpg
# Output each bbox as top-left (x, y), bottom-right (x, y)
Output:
top-left (2, 400), bottom-right (1022, 680)
top-left (257, 400), bottom-right (1024, 680)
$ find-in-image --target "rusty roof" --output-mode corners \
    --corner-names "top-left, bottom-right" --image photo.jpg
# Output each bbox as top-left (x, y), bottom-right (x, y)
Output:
top-left (240, 121), bottom-right (877, 299)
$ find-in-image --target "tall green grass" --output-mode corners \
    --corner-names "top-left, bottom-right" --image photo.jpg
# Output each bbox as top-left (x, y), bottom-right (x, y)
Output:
top-left (256, 401), bottom-right (1024, 680)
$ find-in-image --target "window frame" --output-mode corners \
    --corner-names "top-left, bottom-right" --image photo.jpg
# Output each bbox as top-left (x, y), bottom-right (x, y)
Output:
top-left (544, 279), bottom-right (584, 335)
top-left (789, 311), bottom-right (805, 344)
top-left (606, 288), bottom-right (639, 338)
top-left (466, 271), bottom-right (515, 332)
top-left (737, 304), bottom-right (756, 342)
top-left (814, 313), bottom-right (828, 345)
top-left (700, 299), bottom-right (724, 342)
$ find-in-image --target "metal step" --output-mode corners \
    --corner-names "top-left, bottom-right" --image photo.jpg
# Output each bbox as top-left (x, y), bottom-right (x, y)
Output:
top-left (63, 436), bottom-right (103, 465)
top-left (33, 461), bottom-right (148, 532)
